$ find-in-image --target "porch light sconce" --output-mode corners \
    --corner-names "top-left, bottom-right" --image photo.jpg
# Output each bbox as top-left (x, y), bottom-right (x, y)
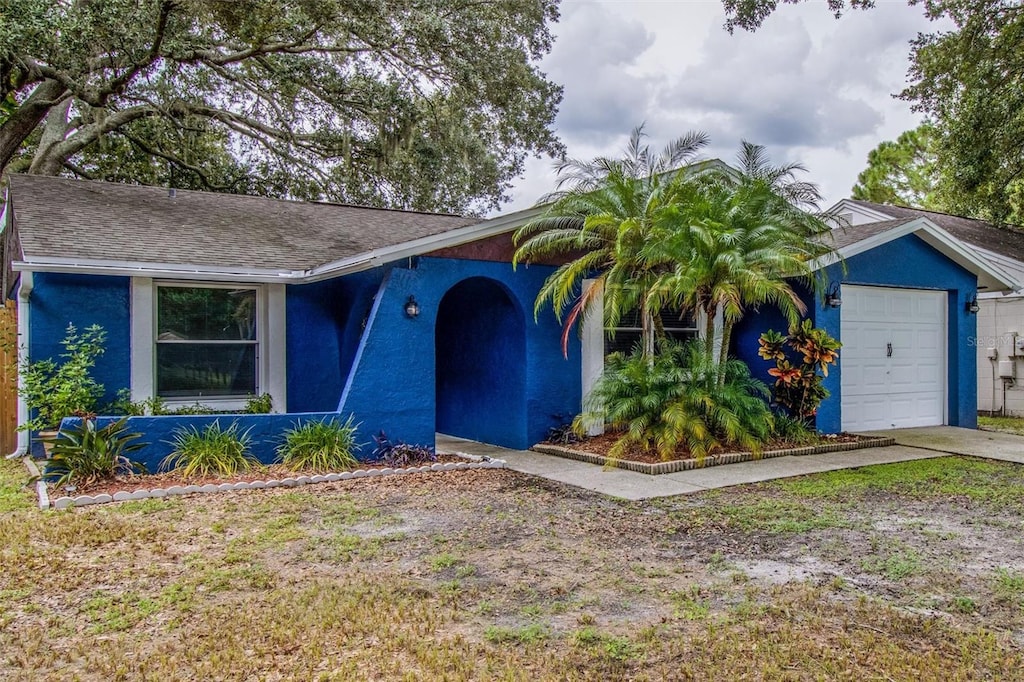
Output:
top-left (966, 295), bottom-right (980, 314)
top-left (404, 295), bottom-right (420, 319)
top-left (824, 283), bottom-right (842, 309)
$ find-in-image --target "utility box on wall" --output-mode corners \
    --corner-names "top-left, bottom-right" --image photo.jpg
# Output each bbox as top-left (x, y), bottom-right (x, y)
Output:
top-left (999, 360), bottom-right (1016, 379)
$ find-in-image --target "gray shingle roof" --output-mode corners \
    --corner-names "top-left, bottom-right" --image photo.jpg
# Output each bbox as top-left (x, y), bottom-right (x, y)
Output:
top-left (6, 175), bottom-right (477, 272)
top-left (823, 217), bottom-right (919, 251)
top-left (846, 199), bottom-right (1024, 263)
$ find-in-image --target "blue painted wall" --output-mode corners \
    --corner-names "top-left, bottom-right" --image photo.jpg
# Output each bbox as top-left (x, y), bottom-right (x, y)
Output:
top-left (285, 268), bottom-right (388, 412)
top-left (733, 234), bottom-right (977, 433)
top-left (435, 277), bottom-right (527, 446)
top-left (338, 257), bottom-right (580, 450)
top-left (59, 412), bottom-right (338, 475)
top-left (29, 272), bottom-right (130, 409)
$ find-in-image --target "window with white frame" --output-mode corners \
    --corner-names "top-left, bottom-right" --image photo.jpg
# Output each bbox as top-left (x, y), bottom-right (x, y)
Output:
top-left (604, 305), bottom-right (700, 357)
top-left (155, 284), bottom-right (259, 398)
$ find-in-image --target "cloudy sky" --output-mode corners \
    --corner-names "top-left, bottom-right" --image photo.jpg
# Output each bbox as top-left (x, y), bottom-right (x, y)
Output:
top-left (501, 0), bottom-right (947, 214)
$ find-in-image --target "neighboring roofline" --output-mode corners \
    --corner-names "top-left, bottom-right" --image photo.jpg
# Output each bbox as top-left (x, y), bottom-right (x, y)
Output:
top-left (825, 198), bottom-right (897, 223)
top-left (812, 217), bottom-right (1021, 292)
top-left (11, 202), bottom-right (549, 284)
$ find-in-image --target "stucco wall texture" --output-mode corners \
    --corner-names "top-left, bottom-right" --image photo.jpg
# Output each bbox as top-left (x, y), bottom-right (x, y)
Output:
top-left (36, 256), bottom-right (581, 467)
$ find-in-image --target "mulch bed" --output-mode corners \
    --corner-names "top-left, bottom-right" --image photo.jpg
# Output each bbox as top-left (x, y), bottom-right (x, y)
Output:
top-left (48, 455), bottom-right (466, 499)
top-left (551, 431), bottom-right (862, 464)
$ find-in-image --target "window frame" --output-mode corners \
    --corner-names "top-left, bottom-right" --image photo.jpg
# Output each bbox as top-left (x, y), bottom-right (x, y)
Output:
top-left (153, 281), bottom-right (262, 404)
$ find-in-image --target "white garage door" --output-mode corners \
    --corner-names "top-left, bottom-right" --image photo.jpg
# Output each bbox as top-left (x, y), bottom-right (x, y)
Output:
top-left (841, 286), bottom-right (946, 431)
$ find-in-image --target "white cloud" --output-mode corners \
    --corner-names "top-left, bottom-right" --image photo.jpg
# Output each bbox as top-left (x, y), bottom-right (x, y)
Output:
top-left (501, 1), bottom-right (944, 213)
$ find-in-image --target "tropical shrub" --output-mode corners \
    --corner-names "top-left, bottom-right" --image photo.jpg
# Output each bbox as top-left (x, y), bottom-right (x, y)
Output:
top-left (372, 431), bottom-right (437, 467)
top-left (276, 417), bottom-right (359, 471)
top-left (19, 324), bottom-right (106, 431)
top-left (47, 417), bottom-right (147, 487)
top-left (758, 320), bottom-right (841, 420)
top-left (577, 340), bottom-right (773, 461)
top-left (162, 420), bottom-right (257, 477)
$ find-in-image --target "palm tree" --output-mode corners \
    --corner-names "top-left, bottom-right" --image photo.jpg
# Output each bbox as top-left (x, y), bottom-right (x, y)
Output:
top-left (512, 124), bottom-right (709, 358)
top-left (646, 142), bottom-right (836, 376)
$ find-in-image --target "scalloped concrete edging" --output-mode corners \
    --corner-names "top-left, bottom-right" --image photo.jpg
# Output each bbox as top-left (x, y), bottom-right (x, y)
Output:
top-left (532, 436), bottom-right (897, 475)
top-left (40, 457), bottom-right (507, 511)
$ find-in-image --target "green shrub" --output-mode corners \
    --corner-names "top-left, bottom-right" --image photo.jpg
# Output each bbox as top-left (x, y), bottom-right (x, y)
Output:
top-left (161, 420), bottom-right (257, 477)
top-left (577, 339), bottom-right (772, 460)
top-left (276, 417), bottom-right (359, 472)
top-left (109, 389), bottom-right (170, 416)
top-left (243, 393), bottom-right (273, 414)
top-left (47, 417), bottom-right (147, 487)
top-left (770, 413), bottom-right (819, 445)
top-left (19, 324), bottom-right (106, 431)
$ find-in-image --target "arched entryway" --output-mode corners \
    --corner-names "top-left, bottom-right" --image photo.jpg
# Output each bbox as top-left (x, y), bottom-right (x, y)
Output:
top-left (435, 277), bottom-right (527, 448)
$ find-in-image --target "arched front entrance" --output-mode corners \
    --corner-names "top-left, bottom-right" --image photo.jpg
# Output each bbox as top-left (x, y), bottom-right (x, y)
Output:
top-left (435, 277), bottom-right (527, 448)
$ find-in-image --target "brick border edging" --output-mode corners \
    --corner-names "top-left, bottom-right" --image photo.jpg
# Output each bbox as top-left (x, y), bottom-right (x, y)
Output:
top-left (531, 437), bottom-right (897, 475)
top-left (36, 457), bottom-right (508, 510)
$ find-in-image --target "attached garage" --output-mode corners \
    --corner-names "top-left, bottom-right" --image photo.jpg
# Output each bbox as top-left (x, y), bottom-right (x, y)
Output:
top-left (734, 215), bottom-right (1019, 434)
top-left (840, 286), bottom-right (946, 431)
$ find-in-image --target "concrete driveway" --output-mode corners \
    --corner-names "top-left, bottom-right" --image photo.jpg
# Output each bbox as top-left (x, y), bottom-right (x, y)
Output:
top-left (861, 426), bottom-right (1024, 465)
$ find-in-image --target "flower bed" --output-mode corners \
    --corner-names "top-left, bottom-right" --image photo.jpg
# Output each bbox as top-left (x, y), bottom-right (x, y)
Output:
top-left (532, 434), bottom-right (896, 475)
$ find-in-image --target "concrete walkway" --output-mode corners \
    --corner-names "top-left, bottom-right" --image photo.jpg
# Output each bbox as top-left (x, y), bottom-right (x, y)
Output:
top-left (434, 430), bottom-right (1008, 501)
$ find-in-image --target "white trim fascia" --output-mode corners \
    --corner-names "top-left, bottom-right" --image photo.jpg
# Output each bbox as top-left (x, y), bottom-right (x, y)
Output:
top-left (824, 198), bottom-right (898, 223)
top-left (810, 217), bottom-right (1021, 292)
top-left (129, 277), bottom-right (155, 403)
top-left (265, 283), bottom-right (287, 412)
top-left (8, 271), bottom-right (31, 459)
top-left (14, 257), bottom-right (304, 284)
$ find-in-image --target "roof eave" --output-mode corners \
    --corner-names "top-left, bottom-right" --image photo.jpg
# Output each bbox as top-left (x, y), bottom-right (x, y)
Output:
top-left (810, 217), bottom-right (1022, 292)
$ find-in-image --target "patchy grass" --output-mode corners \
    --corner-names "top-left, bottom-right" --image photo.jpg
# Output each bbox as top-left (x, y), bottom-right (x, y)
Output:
top-left (1, 460), bottom-right (1024, 680)
top-left (0, 457), bottom-right (35, 513)
top-left (979, 415), bottom-right (1024, 435)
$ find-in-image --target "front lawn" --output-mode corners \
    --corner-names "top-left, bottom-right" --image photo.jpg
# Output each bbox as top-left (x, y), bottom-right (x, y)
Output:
top-left (1, 454), bottom-right (1022, 679)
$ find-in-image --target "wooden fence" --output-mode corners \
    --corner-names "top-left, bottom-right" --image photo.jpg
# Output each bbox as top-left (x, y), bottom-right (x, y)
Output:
top-left (0, 302), bottom-right (16, 454)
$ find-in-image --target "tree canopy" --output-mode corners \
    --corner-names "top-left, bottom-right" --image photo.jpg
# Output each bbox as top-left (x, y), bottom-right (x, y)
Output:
top-left (850, 123), bottom-right (945, 210)
top-left (0, 0), bottom-right (564, 214)
top-left (722, 0), bottom-right (1024, 225)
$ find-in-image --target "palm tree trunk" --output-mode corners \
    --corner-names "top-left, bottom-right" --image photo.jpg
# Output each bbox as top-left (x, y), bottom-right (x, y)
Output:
top-left (718, 319), bottom-right (734, 385)
top-left (704, 305), bottom-right (716, 361)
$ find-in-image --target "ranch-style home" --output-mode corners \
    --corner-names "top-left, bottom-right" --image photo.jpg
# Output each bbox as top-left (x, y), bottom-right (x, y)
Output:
top-left (1, 175), bottom-right (1017, 469)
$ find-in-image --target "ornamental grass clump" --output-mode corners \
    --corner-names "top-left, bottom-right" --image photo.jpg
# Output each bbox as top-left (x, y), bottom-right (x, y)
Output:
top-left (47, 417), bottom-right (147, 487)
top-left (162, 420), bottom-right (257, 477)
top-left (276, 417), bottom-right (360, 472)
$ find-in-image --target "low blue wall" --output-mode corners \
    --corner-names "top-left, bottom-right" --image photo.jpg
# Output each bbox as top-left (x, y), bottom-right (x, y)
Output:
top-left (58, 412), bottom-right (342, 475)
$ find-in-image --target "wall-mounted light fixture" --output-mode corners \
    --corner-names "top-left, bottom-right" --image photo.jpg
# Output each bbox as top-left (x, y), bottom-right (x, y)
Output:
top-left (966, 295), bottom-right (980, 314)
top-left (404, 295), bottom-right (420, 318)
top-left (824, 282), bottom-right (842, 309)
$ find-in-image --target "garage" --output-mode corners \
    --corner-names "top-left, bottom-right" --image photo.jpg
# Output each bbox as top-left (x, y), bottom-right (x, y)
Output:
top-left (840, 285), bottom-right (946, 431)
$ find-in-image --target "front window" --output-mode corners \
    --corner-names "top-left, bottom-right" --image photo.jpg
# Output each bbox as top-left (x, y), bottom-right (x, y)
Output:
top-left (604, 306), bottom-right (699, 357)
top-left (155, 285), bottom-right (258, 399)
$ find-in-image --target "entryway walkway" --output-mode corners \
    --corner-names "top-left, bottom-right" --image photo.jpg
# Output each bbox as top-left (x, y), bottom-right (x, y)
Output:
top-left (435, 428), bottom-right (1011, 501)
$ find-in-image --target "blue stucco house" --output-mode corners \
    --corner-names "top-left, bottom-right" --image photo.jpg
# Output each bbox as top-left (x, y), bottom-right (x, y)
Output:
top-left (1, 175), bottom-right (1017, 470)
